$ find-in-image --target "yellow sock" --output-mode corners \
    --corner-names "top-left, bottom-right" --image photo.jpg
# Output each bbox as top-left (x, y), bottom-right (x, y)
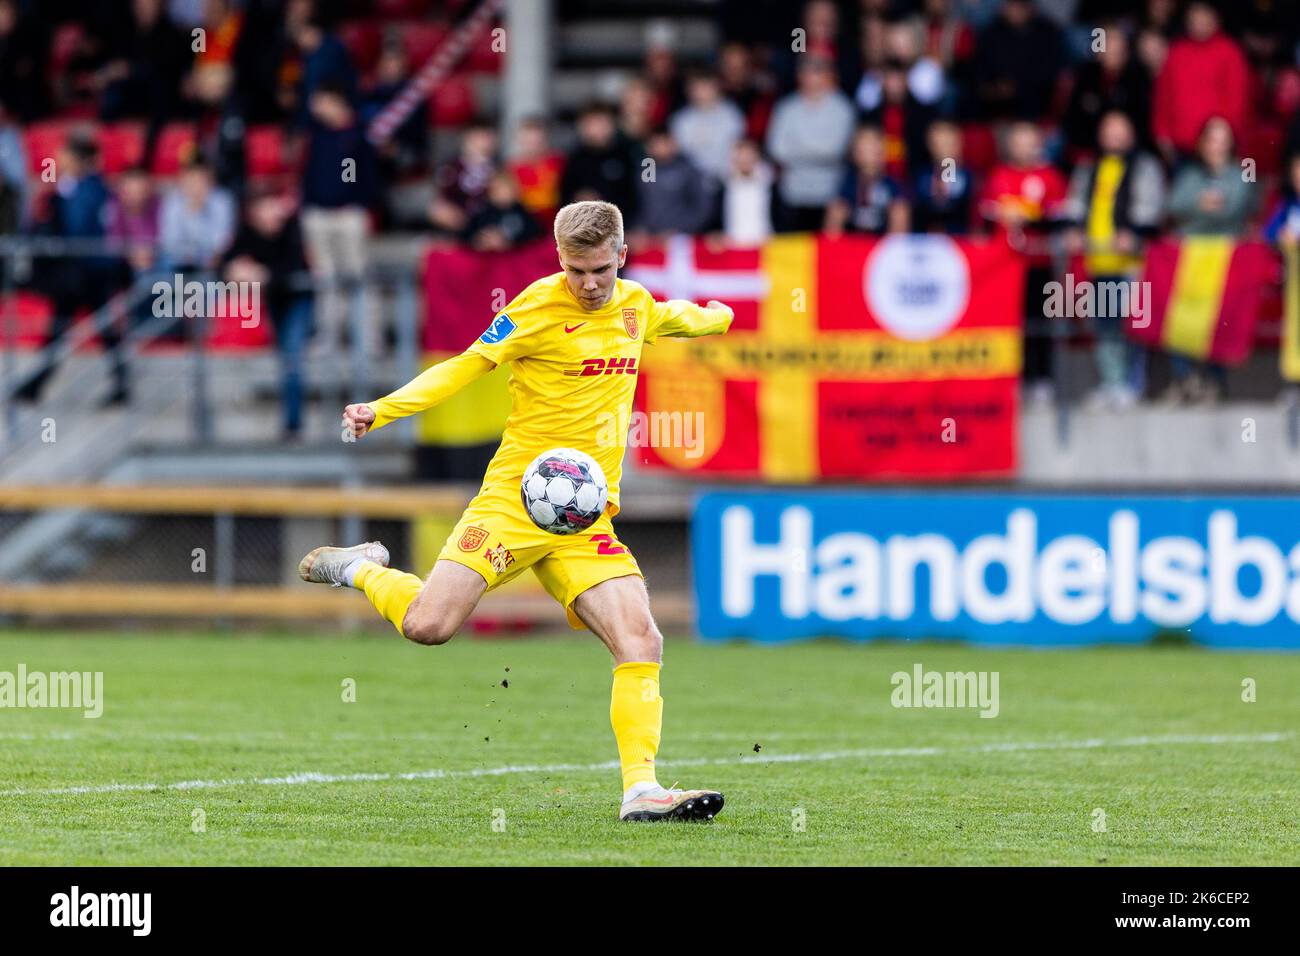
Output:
top-left (353, 562), bottom-right (423, 636)
top-left (610, 661), bottom-right (662, 792)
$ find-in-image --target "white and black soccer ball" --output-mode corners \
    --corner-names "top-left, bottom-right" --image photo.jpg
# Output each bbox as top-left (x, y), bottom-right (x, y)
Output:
top-left (520, 448), bottom-right (608, 534)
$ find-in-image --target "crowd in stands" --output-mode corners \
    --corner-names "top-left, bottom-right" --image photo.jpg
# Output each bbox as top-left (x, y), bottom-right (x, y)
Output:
top-left (2, 0), bottom-right (1300, 431)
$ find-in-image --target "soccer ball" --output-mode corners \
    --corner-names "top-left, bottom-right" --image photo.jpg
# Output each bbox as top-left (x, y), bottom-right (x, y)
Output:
top-left (520, 448), bottom-right (608, 534)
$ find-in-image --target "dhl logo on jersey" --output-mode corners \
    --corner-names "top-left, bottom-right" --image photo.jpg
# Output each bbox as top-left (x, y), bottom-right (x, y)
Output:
top-left (563, 357), bottom-right (639, 377)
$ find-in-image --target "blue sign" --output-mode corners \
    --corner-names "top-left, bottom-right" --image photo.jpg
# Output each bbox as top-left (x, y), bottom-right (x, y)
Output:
top-left (691, 492), bottom-right (1300, 648)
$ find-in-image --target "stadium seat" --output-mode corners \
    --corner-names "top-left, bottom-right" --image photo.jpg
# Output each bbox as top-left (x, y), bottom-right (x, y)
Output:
top-left (0, 291), bottom-right (55, 347)
top-left (98, 123), bottom-right (147, 174)
top-left (23, 121), bottom-right (70, 175)
top-left (960, 122), bottom-right (998, 175)
top-left (400, 22), bottom-right (449, 69)
top-left (373, 0), bottom-right (435, 17)
top-left (245, 125), bottom-right (293, 177)
top-left (151, 122), bottom-right (199, 175)
top-left (429, 74), bottom-right (477, 128)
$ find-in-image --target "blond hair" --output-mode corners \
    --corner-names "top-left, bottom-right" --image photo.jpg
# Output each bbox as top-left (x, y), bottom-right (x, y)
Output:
top-left (553, 200), bottom-right (624, 255)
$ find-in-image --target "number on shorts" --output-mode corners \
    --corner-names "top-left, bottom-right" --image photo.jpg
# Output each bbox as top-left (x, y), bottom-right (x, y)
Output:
top-left (592, 534), bottom-right (626, 555)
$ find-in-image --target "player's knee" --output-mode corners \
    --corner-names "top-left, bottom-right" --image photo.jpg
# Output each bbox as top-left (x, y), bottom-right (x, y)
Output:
top-left (620, 616), bottom-right (662, 662)
top-left (402, 608), bottom-right (458, 646)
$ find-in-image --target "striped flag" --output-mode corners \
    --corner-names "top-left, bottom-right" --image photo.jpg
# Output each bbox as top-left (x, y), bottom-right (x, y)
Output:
top-left (366, 0), bottom-right (503, 145)
top-left (1131, 238), bottom-right (1274, 364)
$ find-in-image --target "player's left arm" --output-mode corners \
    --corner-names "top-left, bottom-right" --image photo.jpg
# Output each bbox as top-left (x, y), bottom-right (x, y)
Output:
top-left (647, 298), bottom-right (734, 340)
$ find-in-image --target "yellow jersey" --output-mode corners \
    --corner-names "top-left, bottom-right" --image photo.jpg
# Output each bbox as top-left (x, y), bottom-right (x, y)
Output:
top-left (372, 271), bottom-right (732, 516)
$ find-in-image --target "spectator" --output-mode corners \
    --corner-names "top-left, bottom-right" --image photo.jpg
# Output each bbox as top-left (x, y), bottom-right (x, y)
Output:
top-left (16, 136), bottom-right (124, 405)
top-left (619, 76), bottom-right (655, 144)
top-left (185, 0), bottom-right (243, 110)
top-left (912, 119), bottom-right (973, 234)
top-left (288, 8), bottom-right (358, 127)
top-left (1063, 23), bottom-right (1153, 158)
top-left (159, 157), bottom-right (237, 271)
top-left (670, 71), bottom-right (746, 186)
top-left (631, 129), bottom-right (714, 239)
top-left (718, 42), bottom-right (775, 141)
top-left (561, 103), bottom-right (641, 221)
top-left (430, 122), bottom-right (497, 235)
top-left (857, 59), bottom-right (939, 182)
top-left (104, 165), bottom-right (162, 335)
top-left (1152, 1), bottom-right (1250, 162)
top-left (825, 126), bottom-right (909, 236)
top-left (222, 186), bottom-right (313, 440)
top-left (361, 44), bottom-right (429, 185)
top-left (980, 121), bottom-right (1069, 403)
top-left (766, 56), bottom-right (855, 232)
top-left (97, 0), bottom-right (191, 126)
top-left (719, 138), bottom-right (774, 246)
top-left (973, 0), bottom-right (1067, 121)
top-left (506, 117), bottom-right (565, 229)
top-left (1165, 117), bottom-right (1253, 237)
top-left (921, 0), bottom-right (976, 81)
top-left (300, 81), bottom-right (380, 355)
top-left (463, 171), bottom-right (544, 251)
top-left (1263, 154), bottom-right (1300, 249)
top-left (855, 17), bottom-right (946, 116)
top-left (1062, 111), bottom-right (1165, 408)
top-left (0, 0), bottom-right (50, 122)
top-left (642, 36), bottom-right (685, 130)
top-left (0, 99), bottom-right (28, 231)
top-left (1163, 115), bottom-right (1254, 403)
top-left (772, 0), bottom-right (860, 95)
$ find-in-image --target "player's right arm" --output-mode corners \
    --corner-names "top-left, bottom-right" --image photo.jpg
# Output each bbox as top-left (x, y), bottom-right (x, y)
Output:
top-left (346, 286), bottom-right (544, 439)
top-left (345, 349), bottom-right (496, 437)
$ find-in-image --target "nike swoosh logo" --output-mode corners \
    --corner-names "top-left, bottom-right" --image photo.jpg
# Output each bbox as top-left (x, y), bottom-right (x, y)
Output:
top-left (642, 795), bottom-right (677, 805)
top-left (564, 323), bottom-right (586, 333)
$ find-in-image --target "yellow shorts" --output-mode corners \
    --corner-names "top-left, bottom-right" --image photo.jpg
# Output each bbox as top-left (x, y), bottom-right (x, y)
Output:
top-left (437, 484), bottom-right (642, 629)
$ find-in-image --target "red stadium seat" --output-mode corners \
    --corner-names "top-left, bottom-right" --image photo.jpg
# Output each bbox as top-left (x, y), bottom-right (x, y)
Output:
top-left (245, 125), bottom-right (292, 177)
top-left (23, 121), bottom-right (70, 176)
top-left (373, 0), bottom-right (434, 18)
top-left (960, 123), bottom-right (998, 175)
top-left (98, 123), bottom-right (146, 174)
top-left (151, 122), bottom-right (199, 175)
top-left (429, 74), bottom-right (477, 128)
top-left (401, 22), bottom-right (449, 69)
top-left (465, 20), bottom-right (504, 74)
top-left (0, 291), bottom-right (55, 347)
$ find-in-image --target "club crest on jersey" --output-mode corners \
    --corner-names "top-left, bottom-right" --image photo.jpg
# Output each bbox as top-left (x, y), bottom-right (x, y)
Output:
top-left (622, 308), bottom-right (638, 339)
top-left (459, 526), bottom-right (489, 552)
top-left (479, 313), bottom-right (517, 345)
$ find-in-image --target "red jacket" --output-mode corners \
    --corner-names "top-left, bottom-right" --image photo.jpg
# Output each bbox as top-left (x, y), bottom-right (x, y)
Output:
top-left (1153, 32), bottom-right (1251, 153)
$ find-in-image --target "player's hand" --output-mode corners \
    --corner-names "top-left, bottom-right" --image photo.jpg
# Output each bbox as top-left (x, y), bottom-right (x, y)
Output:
top-left (706, 299), bottom-right (734, 321)
top-left (343, 403), bottom-right (375, 439)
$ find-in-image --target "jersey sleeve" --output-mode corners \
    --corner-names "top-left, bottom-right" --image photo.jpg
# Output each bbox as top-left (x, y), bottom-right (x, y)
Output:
top-left (466, 285), bottom-right (547, 365)
top-left (644, 298), bottom-right (734, 343)
top-left (368, 350), bottom-right (495, 430)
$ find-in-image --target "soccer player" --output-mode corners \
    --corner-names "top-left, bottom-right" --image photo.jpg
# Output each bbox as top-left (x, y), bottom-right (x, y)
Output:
top-left (299, 201), bottom-right (734, 822)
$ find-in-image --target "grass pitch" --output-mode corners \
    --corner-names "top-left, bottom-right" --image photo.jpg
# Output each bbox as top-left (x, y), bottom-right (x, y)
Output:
top-left (0, 628), bottom-right (1295, 866)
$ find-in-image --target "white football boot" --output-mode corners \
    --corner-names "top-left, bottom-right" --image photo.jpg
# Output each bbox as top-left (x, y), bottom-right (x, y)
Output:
top-left (619, 783), bottom-right (725, 822)
top-left (297, 541), bottom-right (390, 588)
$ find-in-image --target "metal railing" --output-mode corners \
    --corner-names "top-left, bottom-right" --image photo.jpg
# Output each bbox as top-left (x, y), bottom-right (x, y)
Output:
top-left (0, 236), bottom-right (423, 467)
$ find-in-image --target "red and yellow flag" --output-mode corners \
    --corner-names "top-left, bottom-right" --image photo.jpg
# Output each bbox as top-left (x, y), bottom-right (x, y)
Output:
top-left (1131, 238), bottom-right (1274, 364)
top-left (630, 235), bottom-right (1024, 481)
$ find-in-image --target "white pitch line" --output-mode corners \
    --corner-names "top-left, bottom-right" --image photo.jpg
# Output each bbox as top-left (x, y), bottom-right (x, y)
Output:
top-left (0, 731), bottom-right (1290, 799)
